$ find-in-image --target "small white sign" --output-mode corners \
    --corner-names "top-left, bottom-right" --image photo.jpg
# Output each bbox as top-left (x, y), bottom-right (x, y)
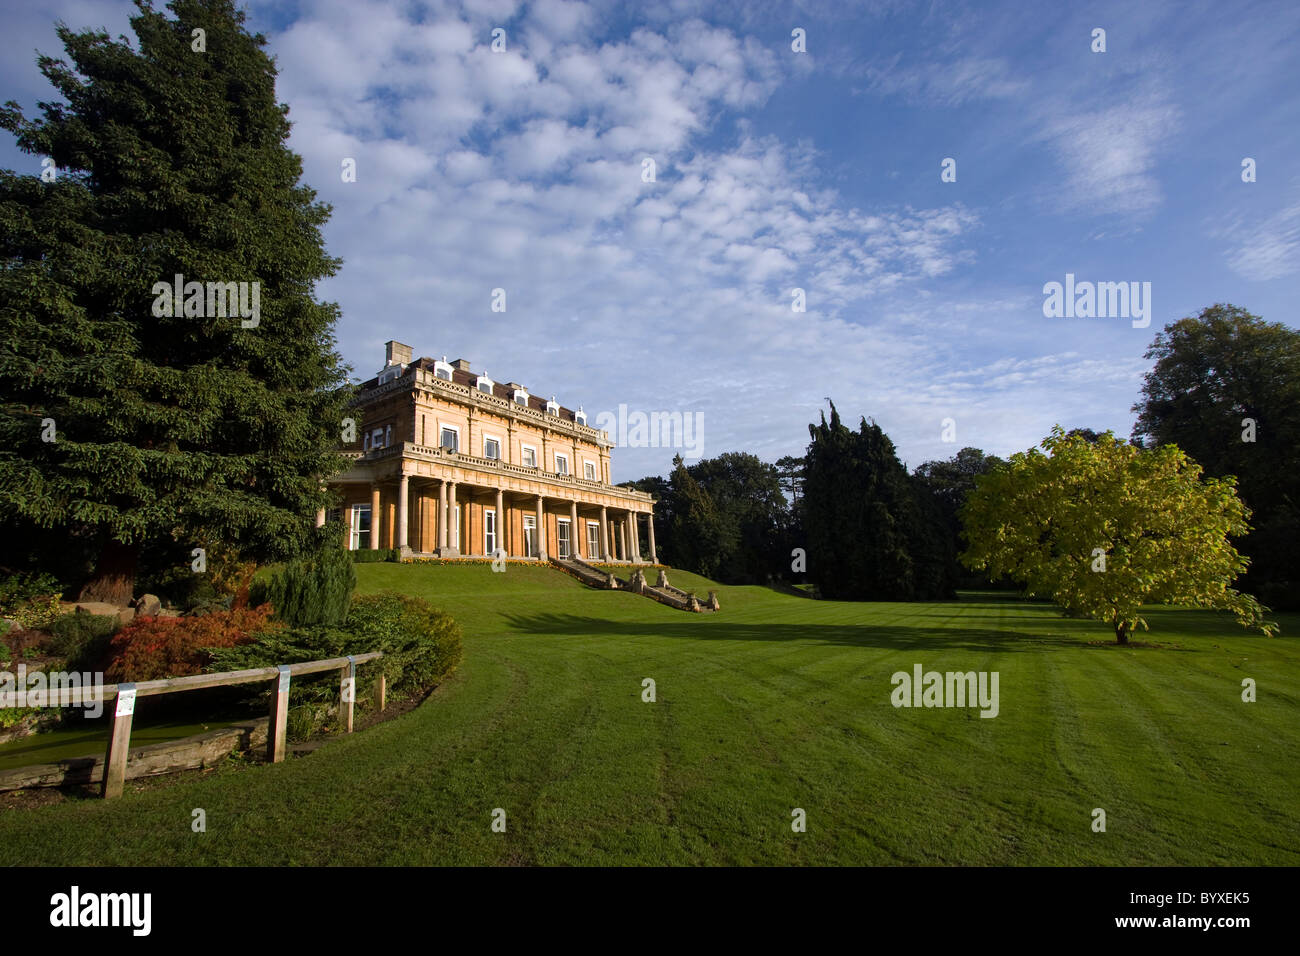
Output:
top-left (277, 666), bottom-right (290, 693)
top-left (341, 677), bottom-right (355, 703)
top-left (116, 686), bottom-right (136, 717)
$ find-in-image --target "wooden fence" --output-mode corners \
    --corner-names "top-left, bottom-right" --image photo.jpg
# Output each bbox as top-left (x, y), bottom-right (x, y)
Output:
top-left (6, 652), bottom-right (383, 798)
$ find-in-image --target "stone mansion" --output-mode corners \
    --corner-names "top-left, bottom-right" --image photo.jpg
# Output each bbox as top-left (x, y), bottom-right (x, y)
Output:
top-left (322, 341), bottom-right (657, 563)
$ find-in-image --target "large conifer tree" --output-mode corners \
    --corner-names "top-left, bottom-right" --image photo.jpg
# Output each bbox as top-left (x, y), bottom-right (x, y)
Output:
top-left (803, 403), bottom-right (954, 601)
top-left (0, 0), bottom-right (350, 603)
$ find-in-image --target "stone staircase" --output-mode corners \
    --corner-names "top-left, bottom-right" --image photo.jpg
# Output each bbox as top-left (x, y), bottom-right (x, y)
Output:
top-left (549, 556), bottom-right (719, 613)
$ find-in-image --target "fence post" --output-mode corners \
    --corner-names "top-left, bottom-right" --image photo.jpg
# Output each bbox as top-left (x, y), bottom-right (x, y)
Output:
top-left (340, 656), bottom-right (356, 733)
top-left (268, 666), bottom-right (290, 763)
top-left (373, 671), bottom-right (387, 712)
top-left (102, 684), bottom-right (136, 799)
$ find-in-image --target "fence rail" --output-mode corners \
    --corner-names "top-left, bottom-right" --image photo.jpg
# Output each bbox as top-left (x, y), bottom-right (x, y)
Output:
top-left (5, 652), bottom-right (384, 799)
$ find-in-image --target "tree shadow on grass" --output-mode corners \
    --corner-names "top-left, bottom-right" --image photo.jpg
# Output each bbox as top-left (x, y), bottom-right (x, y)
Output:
top-left (499, 611), bottom-right (1117, 653)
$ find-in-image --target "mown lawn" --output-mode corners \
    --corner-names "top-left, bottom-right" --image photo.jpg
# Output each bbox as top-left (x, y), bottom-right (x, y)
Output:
top-left (2, 562), bottom-right (1296, 865)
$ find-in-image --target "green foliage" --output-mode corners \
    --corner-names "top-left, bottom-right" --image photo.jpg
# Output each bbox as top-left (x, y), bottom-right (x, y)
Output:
top-left (209, 591), bottom-right (462, 702)
top-left (251, 546), bottom-right (355, 626)
top-left (1132, 304), bottom-right (1300, 608)
top-left (802, 403), bottom-right (955, 601)
top-left (48, 612), bottom-right (120, 670)
top-left (351, 548), bottom-right (399, 563)
top-left (914, 447), bottom-right (1006, 586)
top-left (961, 426), bottom-right (1277, 643)
top-left (626, 454), bottom-right (795, 582)
top-left (0, 572), bottom-right (64, 629)
top-left (0, 0), bottom-right (353, 600)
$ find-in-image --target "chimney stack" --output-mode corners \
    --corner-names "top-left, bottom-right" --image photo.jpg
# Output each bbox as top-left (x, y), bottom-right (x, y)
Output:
top-left (385, 340), bottom-right (413, 367)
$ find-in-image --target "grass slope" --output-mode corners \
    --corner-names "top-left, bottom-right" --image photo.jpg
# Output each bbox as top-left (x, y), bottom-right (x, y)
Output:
top-left (1, 563), bottom-right (1296, 865)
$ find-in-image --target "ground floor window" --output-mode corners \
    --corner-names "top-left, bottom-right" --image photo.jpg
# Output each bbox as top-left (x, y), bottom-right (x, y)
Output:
top-left (557, 518), bottom-right (571, 558)
top-left (485, 508), bottom-right (497, 556)
top-left (587, 521), bottom-right (601, 560)
top-left (350, 504), bottom-right (371, 550)
top-left (523, 515), bottom-right (537, 557)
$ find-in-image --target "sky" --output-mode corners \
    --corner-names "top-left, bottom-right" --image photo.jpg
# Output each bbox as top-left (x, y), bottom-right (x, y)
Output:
top-left (2, 0), bottom-right (1298, 482)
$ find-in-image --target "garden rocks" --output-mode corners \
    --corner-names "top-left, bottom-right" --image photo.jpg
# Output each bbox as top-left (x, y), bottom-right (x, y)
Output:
top-left (132, 594), bottom-right (162, 617)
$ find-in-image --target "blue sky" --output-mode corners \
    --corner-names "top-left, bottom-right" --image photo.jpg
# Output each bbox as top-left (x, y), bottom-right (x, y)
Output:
top-left (3, 0), bottom-right (1298, 481)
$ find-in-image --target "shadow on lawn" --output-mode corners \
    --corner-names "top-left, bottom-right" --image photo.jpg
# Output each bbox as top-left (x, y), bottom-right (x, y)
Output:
top-left (499, 610), bottom-right (1117, 653)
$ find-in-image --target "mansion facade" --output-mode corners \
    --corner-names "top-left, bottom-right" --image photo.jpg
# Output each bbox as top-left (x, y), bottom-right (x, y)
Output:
top-left (320, 341), bottom-right (656, 563)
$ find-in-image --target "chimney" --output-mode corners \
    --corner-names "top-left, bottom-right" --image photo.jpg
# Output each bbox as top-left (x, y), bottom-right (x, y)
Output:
top-left (451, 358), bottom-right (471, 371)
top-left (385, 340), bottom-right (412, 367)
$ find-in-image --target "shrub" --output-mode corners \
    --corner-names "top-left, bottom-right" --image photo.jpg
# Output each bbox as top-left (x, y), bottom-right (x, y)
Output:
top-left (350, 548), bottom-right (399, 563)
top-left (48, 613), bottom-right (121, 670)
top-left (0, 571), bottom-right (64, 630)
top-left (105, 605), bottom-right (282, 682)
top-left (210, 592), bottom-right (462, 701)
top-left (251, 547), bottom-right (355, 626)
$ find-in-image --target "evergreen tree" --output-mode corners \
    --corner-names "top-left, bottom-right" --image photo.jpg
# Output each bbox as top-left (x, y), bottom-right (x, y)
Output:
top-left (803, 403), bottom-right (953, 601)
top-left (0, 0), bottom-right (351, 603)
top-left (666, 454), bottom-right (733, 579)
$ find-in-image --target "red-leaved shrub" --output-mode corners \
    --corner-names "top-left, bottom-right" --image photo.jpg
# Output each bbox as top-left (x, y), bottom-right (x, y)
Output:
top-left (105, 605), bottom-right (282, 682)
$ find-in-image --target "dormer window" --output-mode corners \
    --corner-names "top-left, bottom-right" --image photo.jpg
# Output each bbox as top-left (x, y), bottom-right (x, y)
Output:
top-left (434, 356), bottom-right (454, 381)
top-left (513, 388), bottom-right (529, 407)
top-left (378, 366), bottom-right (400, 385)
top-left (476, 373), bottom-right (495, 395)
top-left (546, 396), bottom-right (560, 416)
top-left (575, 406), bottom-right (587, 426)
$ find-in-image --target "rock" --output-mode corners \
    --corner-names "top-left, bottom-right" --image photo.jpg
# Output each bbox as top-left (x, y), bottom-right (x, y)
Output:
top-left (71, 601), bottom-right (122, 617)
top-left (116, 607), bottom-right (135, 626)
top-left (133, 593), bottom-right (162, 617)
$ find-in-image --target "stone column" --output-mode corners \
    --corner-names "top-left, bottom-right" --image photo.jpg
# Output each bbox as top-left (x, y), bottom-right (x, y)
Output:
top-left (438, 480), bottom-right (448, 550)
top-left (368, 484), bottom-right (381, 549)
top-left (447, 481), bottom-right (459, 555)
top-left (630, 512), bottom-right (640, 562)
top-left (600, 506), bottom-right (609, 561)
top-left (397, 472), bottom-right (410, 556)
top-left (619, 520), bottom-right (628, 563)
top-left (496, 488), bottom-right (505, 557)
top-left (647, 512), bottom-right (658, 564)
top-left (535, 495), bottom-right (547, 560)
top-left (569, 500), bottom-right (579, 558)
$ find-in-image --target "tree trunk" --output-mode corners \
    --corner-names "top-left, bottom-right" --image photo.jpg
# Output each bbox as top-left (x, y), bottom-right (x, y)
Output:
top-left (1115, 622), bottom-right (1129, 645)
top-left (78, 538), bottom-right (139, 606)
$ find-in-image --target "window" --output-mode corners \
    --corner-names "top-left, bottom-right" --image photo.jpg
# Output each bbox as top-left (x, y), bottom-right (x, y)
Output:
top-left (421, 415), bottom-right (426, 445)
top-left (363, 432), bottom-right (370, 452)
top-left (587, 522), bottom-right (601, 560)
top-left (384, 424), bottom-right (392, 447)
top-left (546, 397), bottom-right (560, 416)
top-left (583, 461), bottom-right (596, 481)
top-left (371, 428), bottom-right (384, 448)
top-left (434, 357), bottom-right (454, 381)
top-left (521, 445), bottom-right (537, 468)
top-left (557, 519), bottom-right (571, 559)
top-left (485, 508), bottom-right (497, 557)
top-left (379, 367), bottom-right (400, 385)
top-left (513, 389), bottom-right (529, 406)
top-left (440, 426), bottom-right (459, 452)
top-left (350, 504), bottom-right (371, 551)
top-left (523, 515), bottom-right (537, 558)
top-left (483, 437), bottom-right (501, 460)
top-left (476, 374), bottom-right (495, 394)
top-left (554, 453), bottom-right (569, 475)
top-left (575, 407), bottom-right (587, 426)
